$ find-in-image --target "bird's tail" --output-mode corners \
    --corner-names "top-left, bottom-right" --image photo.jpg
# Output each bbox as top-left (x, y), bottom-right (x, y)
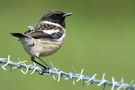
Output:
top-left (10, 33), bottom-right (28, 38)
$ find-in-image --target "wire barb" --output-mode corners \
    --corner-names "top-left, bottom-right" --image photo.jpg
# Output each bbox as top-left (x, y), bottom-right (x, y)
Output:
top-left (98, 73), bottom-right (107, 86)
top-left (0, 56), bottom-right (135, 90)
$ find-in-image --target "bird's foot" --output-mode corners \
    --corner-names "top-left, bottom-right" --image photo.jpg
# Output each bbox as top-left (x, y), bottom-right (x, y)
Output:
top-left (40, 66), bottom-right (50, 75)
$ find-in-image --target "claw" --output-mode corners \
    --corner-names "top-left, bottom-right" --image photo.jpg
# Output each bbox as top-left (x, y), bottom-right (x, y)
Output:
top-left (40, 66), bottom-right (50, 75)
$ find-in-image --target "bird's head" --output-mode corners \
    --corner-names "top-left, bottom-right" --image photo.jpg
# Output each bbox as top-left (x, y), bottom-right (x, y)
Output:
top-left (40, 10), bottom-right (72, 27)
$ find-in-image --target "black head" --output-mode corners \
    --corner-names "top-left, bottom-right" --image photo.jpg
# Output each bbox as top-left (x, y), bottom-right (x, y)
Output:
top-left (40, 11), bottom-right (72, 28)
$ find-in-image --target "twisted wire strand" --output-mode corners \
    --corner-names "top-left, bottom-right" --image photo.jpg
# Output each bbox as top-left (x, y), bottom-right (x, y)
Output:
top-left (0, 55), bottom-right (135, 90)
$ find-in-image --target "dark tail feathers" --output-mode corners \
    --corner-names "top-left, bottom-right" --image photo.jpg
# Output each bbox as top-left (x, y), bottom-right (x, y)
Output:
top-left (10, 33), bottom-right (27, 38)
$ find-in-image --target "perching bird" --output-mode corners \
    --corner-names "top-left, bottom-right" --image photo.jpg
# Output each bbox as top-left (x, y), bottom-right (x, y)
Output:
top-left (11, 10), bottom-right (72, 68)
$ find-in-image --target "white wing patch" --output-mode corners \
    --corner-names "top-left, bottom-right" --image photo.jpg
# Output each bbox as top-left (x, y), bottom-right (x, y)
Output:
top-left (42, 29), bottom-right (60, 35)
top-left (28, 26), bottom-right (34, 30)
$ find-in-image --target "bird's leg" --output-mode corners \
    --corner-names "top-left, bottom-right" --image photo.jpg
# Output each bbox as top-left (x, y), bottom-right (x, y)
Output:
top-left (37, 57), bottom-right (50, 67)
top-left (31, 57), bottom-right (49, 75)
top-left (31, 57), bottom-right (47, 68)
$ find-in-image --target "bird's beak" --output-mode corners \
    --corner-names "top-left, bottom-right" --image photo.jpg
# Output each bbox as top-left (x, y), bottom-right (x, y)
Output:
top-left (63, 12), bottom-right (72, 17)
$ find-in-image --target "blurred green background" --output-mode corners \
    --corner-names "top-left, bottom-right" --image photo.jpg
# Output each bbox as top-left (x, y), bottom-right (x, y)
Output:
top-left (0, 0), bottom-right (135, 90)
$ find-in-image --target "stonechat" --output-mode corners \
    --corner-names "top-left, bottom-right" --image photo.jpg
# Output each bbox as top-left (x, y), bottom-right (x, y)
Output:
top-left (11, 10), bottom-right (72, 68)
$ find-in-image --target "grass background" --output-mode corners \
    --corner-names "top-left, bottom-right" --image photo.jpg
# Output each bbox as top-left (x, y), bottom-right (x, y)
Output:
top-left (0, 0), bottom-right (135, 90)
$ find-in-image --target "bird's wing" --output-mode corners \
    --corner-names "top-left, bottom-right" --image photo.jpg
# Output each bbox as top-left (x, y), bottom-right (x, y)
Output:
top-left (26, 31), bottom-right (52, 39)
top-left (24, 22), bottom-right (64, 40)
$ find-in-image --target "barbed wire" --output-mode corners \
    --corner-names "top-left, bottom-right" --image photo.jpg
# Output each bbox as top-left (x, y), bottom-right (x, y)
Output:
top-left (0, 55), bottom-right (135, 90)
